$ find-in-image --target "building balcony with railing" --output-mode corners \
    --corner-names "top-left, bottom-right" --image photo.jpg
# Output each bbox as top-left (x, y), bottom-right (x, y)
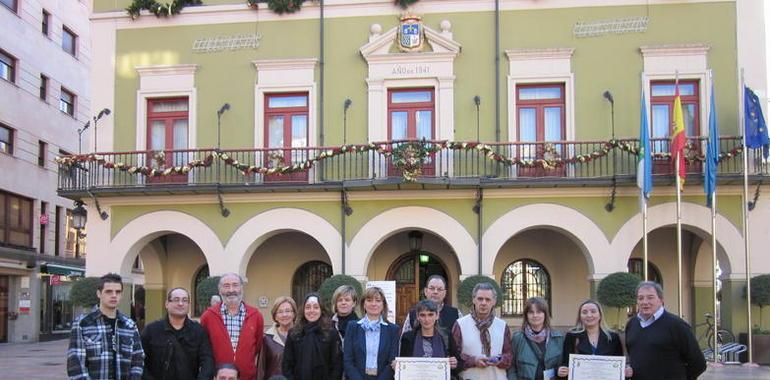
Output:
top-left (56, 136), bottom-right (769, 198)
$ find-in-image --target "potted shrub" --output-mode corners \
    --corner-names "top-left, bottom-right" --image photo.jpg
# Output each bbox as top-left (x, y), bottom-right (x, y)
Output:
top-left (747, 274), bottom-right (770, 364)
top-left (196, 276), bottom-right (221, 312)
top-left (69, 277), bottom-right (102, 309)
top-left (319, 274), bottom-right (363, 312)
top-left (267, 0), bottom-right (305, 14)
top-left (457, 275), bottom-right (503, 314)
top-left (596, 272), bottom-right (640, 330)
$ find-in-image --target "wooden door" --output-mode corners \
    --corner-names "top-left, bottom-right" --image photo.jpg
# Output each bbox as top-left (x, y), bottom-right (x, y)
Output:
top-left (147, 98), bottom-right (189, 184)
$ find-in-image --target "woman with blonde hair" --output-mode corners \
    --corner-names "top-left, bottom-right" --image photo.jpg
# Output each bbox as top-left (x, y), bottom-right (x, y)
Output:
top-left (343, 287), bottom-right (400, 380)
top-left (508, 297), bottom-right (564, 380)
top-left (331, 285), bottom-right (359, 341)
top-left (258, 296), bottom-right (297, 380)
top-left (556, 300), bottom-right (631, 378)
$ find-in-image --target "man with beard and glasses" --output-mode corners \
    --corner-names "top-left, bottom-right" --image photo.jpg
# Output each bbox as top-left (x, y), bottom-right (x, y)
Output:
top-left (142, 287), bottom-right (214, 379)
top-left (201, 273), bottom-right (265, 380)
top-left (452, 282), bottom-right (511, 380)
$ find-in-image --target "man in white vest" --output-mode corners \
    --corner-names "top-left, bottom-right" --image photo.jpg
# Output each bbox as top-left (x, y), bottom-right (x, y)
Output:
top-left (451, 282), bottom-right (512, 380)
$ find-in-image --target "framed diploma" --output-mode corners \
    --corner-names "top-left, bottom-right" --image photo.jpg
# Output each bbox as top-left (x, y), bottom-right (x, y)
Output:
top-left (568, 354), bottom-right (625, 380)
top-left (394, 357), bottom-right (451, 380)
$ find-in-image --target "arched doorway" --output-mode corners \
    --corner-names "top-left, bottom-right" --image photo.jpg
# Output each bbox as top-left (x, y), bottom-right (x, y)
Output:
top-left (385, 232), bottom-right (449, 326)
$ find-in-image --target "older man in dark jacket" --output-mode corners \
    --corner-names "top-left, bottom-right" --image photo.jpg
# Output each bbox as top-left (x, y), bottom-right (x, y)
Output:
top-left (142, 287), bottom-right (214, 380)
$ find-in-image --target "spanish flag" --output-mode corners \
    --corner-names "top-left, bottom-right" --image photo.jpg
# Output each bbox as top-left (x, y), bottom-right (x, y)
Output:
top-left (670, 84), bottom-right (686, 191)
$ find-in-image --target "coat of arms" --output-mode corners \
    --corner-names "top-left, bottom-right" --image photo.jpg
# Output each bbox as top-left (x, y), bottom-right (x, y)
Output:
top-left (398, 14), bottom-right (423, 52)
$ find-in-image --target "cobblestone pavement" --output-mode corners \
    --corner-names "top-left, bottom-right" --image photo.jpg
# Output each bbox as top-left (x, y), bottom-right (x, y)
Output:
top-left (2, 338), bottom-right (770, 379)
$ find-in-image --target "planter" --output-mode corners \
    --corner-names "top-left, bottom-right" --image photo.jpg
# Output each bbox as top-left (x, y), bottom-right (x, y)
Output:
top-left (738, 333), bottom-right (770, 364)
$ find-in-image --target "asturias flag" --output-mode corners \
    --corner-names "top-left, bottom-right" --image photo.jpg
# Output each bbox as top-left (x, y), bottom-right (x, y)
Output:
top-left (704, 81), bottom-right (718, 208)
top-left (638, 88), bottom-right (652, 202)
top-left (670, 84), bottom-right (687, 190)
top-left (744, 86), bottom-right (770, 159)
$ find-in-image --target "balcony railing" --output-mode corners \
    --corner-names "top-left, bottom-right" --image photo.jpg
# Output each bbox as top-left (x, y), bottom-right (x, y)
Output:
top-left (56, 137), bottom-right (768, 195)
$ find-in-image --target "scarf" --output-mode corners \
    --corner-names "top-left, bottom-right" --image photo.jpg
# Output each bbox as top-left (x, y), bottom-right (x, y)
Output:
top-left (524, 324), bottom-right (549, 344)
top-left (361, 317), bottom-right (382, 332)
top-left (336, 312), bottom-right (358, 338)
top-left (471, 310), bottom-right (494, 357)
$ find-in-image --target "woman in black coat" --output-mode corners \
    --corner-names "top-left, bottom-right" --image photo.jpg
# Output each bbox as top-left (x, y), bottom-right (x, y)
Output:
top-left (557, 300), bottom-right (632, 378)
top-left (282, 293), bottom-right (343, 380)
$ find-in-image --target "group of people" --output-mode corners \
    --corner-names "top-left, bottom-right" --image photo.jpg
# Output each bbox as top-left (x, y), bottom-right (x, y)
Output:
top-left (67, 272), bottom-right (706, 380)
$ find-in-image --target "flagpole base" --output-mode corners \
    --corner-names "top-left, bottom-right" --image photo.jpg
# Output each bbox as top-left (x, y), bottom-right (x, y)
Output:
top-left (742, 362), bottom-right (760, 368)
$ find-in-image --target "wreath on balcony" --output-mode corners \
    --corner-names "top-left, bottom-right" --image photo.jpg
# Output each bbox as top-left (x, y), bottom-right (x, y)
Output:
top-left (267, 0), bottom-right (305, 14)
top-left (126, 0), bottom-right (202, 19)
top-left (391, 141), bottom-right (431, 182)
top-left (395, 0), bottom-right (420, 9)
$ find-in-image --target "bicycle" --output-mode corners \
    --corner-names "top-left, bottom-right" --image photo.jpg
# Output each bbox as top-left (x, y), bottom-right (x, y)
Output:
top-left (693, 313), bottom-right (735, 351)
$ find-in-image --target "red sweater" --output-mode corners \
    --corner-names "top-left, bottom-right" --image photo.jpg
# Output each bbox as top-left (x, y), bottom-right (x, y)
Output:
top-left (200, 303), bottom-right (264, 380)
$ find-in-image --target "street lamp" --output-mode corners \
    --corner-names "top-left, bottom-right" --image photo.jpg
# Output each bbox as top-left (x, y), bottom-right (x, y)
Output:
top-left (72, 201), bottom-right (87, 230)
top-left (408, 230), bottom-right (423, 252)
top-left (72, 201), bottom-right (87, 258)
top-left (78, 108), bottom-right (111, 154)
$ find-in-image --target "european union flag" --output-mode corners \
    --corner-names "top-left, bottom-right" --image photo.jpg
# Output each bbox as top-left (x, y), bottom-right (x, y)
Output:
top-left (744, 86), bottom-right (770, 159)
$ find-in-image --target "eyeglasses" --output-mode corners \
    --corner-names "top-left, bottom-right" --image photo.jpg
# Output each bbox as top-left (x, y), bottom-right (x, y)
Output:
top-left (426, 287), bottom-right (446, 292)
top-left (169, 298), bottom-right (190, 304)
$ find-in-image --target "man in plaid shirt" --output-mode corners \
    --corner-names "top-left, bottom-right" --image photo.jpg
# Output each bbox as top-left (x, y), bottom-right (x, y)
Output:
top-left (67, 273), bottom-right (144, 379)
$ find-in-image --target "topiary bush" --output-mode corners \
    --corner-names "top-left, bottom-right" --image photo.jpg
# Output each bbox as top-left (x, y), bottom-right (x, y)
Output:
top-left (597, 272), bottom-right (641, 329)
top-left (319, 274), bottom-right (363, 312)
top-left (69, 277), bottom-right (102, 308)
top-left (196, 276), bottom-right (221, 311)
top-left (457, 275), bottom-right (503, 312)
top-left (749, 274), bottom-right (770, 331)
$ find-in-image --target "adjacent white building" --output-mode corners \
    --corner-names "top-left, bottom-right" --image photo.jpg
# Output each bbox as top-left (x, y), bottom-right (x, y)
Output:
top-left (0, 0), bottom-right (91, 342)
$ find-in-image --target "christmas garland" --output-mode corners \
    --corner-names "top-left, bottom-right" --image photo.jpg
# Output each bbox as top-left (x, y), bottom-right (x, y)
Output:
top-left (267, 0), bottom-right (304, 14)
top-left (55, 140), bottom-right (747, 183)
top-left (395, 0), bottom-right (420, 9)
top-left (126, 0), bottom-right (202, 19)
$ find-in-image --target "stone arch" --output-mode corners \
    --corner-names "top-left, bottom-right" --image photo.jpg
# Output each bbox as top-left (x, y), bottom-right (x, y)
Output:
top-left (224, 208), bottom-right (342, 276)
top-left (482, 204), bottom-right (610, 277)
top-left (110, 210), bottom-right (224, 277)
top-left (347, 206), bottom-right (476, 277)
top-left (611, 202), bottom-right (742, 276)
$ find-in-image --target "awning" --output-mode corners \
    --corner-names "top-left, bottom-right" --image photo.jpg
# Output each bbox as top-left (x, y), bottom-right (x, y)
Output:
top-left (41, 263), bottom-right (85, 277)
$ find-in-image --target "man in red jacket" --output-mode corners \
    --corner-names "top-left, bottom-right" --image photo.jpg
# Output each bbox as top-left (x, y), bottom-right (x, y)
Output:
top-left (201, 273), bottom-right (264, 380)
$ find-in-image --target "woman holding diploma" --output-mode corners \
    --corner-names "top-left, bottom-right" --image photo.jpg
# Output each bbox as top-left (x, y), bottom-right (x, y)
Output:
top-left (556, 300), bottom-right (631, 378)
top-left (344, 287), bottom-right (400, 380)
top-left (399, 300), bottom-right (461, 376)
top-left (509, 297), bottom-right (564, 380)
top-left (282, 293), bottom-right (343, 380)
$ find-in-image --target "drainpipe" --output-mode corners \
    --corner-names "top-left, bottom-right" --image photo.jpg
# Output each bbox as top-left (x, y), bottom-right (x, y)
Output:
top-left (474, 188), bottom-right (483, 275)
top-left (319, 0), bottom-right (325, 147)
top-left (341, 189), bottom-right (350, 274)
top-left (494, 0), bottom-right (500, 143)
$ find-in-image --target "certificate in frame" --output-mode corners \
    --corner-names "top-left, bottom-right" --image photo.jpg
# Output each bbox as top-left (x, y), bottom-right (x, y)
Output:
top-left (394, 357), bottom-right (451, 380)
top-left (568, 354), bottom-right (626, 380)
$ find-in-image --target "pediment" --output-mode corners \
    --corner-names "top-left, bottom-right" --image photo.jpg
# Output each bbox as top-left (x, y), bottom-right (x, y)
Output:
top-left (360, 22), bottom-right (461, 62)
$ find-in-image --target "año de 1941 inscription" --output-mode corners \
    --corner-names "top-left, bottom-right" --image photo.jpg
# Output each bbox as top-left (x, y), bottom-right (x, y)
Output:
top-left (392, 65), bottom-right (431, 75)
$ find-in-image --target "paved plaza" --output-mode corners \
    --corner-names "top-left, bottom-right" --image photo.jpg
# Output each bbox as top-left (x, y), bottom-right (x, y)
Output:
top-left (1, 339), bottom-right (769, 379)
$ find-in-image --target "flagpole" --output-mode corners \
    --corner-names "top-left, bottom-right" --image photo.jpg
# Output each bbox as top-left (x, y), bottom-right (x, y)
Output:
top-left (674, 72), bottom-right (684, 317)
top-left (739, 69), bottom-right (757, 367)
top-left (708, 70), bottom-right (720, 365)
top-left (641, 73), bottom-right (649, 281)
top-left (643, 200), bottom-right (648, 281)
top-left (676, 152), bottom-right (683, 317)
